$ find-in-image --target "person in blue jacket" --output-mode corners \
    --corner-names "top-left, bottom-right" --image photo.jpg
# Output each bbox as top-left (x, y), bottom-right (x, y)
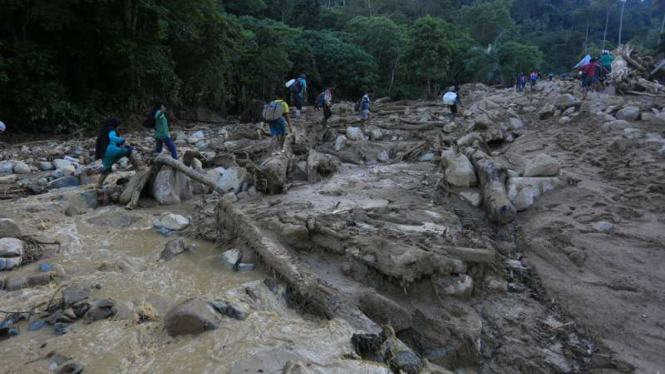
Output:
top-left (95, 118), bottom-right (144, 186)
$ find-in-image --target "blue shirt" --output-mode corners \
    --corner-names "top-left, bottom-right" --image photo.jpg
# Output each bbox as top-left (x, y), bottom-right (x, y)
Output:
top-left (296, 78), bottom-right (307, 98)
top-left (361, 94), bottom-right (370, 111)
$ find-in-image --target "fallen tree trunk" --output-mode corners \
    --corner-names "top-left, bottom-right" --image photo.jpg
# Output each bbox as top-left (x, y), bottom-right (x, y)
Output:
top-left (155, 155), bottom-right (225, 194)
top-left (119, 167), bottom-right (155, 209)
top-left (464, 148), bottom-right (516, 225)
top-left (250, 135), bottom-right (294, 195)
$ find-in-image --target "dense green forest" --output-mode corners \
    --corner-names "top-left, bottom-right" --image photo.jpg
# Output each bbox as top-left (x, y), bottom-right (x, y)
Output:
top-left (0, 0), bottom-right (663, 132)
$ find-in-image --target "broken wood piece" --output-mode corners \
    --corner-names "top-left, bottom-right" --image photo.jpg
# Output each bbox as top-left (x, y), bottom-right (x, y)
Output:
top-left (465, 148), bottom-right (516, 225)
top-left (443, 246), bottom-right (495, 263)
top-left (119, 167), bottom-right (154, 210)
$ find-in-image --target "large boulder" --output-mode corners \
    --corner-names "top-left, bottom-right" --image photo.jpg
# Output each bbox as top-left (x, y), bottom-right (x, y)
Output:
top-left (508, 118), bottom-right (525, 131)
top-left (13, 162), bottom-right (30, 174)
top-left (524, 154), bottom-right (560, 177)
top-left (53, 159), bottom-right (76, 176)
top-left (0, 161), bottom-right (15, 174)
top-left (346, 127), bottom-right (364, 141)
top-left (507, 177), bottom-right (562, 211)
top-left (0, 218), bottom-right (21, 238)
top-left (538, 104), bottom-right (556, 120)
top-left (440, 150), bottom-right (478, 187)
top-left (164, 298), bottom-right (220, 336)
top-left (616, 106), bottom-right (640, 121)
top-left (216, 167), bottom-right (250, 194)
top-left (553, 94), bottom-right (580, 109)
top-left (38, 162), bottom-right (55, 171)
top-left (151, 167), bottom-right (194, 205)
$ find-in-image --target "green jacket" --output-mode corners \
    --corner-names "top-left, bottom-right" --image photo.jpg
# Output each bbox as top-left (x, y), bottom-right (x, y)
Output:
top-left (600, 54), bottom-right (613, 67)
top-left (154, 110), bottom-right (170, 139)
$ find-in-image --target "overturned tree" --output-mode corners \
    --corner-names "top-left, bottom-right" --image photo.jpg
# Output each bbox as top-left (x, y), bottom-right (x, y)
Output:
top-left (464, 148), bottom-right (516, 225)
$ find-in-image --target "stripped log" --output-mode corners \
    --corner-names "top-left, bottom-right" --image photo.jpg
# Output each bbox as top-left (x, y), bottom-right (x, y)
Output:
top-left (153, 156), bottom-right (378, 332)
top-left (119, 167), bottom-right (154, 210)
top-left (464, 148), bottom-right (516, 225)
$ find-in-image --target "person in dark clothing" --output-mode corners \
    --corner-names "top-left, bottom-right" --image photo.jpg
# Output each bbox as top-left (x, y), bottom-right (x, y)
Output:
top-left (95, 118), bottom-right (144, 187)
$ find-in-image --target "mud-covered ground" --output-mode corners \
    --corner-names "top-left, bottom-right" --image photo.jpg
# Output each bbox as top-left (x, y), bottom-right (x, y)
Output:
top-left (1, 78), bottom-right (664, 374)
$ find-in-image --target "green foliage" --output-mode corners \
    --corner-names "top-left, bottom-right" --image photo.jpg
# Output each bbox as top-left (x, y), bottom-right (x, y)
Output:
top-left (403, 16), bottom-right (455, 97)
top-left (460, 0), bottom-right (516, 46)
top-left (0, 0), bottom-right (659, 132)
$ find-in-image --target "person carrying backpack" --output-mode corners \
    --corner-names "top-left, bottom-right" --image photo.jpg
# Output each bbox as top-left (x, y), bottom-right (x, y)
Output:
top-left (321, 84), bottom-right (335, 122)
top-left (263, 91), bottom-right (291, 154)
top-left (150, 102), bottom-right (178, 160)
top-left (289, 74), bottom-right (307, 120)
top-left (359, 91), bottom-right (371, 125)
top-left (530, 71), bottom-right (538, 89)
top-left (443, 86), bottom-right (463, 120)
top-left (94, 118), bottom-right (144, 187)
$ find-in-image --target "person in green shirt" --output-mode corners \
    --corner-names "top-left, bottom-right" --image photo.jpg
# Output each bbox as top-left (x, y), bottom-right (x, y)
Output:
top-left (599, 50), bottom-right (613, 90)
top-left (151, 102), bottom-right (178, 159)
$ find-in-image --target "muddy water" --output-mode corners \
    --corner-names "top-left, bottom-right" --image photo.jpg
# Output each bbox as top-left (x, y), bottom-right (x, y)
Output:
top-left (0, 193), bottom-right (385, 374)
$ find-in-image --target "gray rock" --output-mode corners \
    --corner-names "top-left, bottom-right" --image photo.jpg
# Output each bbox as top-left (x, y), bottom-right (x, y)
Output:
top-left (216, 167), bottom-right (250, 194)
top-left (553, 94), bottom-right (579, 109)
top-left (0, 238), bottom-right (24, 258)
top-left (47, 176), bottom-right (80, 190)
top-left (440, 150), bottom-right (477, 187)
top-left (418, 153), bottom-right (436, 162)
top-left (160, 238), bottom-right (189, 262)
top-left (88, 211), bottom-right (140, 228)
top-left (370, 129), bottom-right (383, 141)
top-left (508, 118), bottom-right (524, 130)
top-left (221, 249), bottom-right (241, 269)
top-left (607, 120), bottom-right (631, 130)
top-left (151, 167), bottom-right (194, 205)
top-left (377, 150), bottom-right (390, 163)
top-left (524, 154), bottom-right (560, 177)
top-left (63, 285), bottom-right (91, 306)
top-left (84, 298), bottom-right (117, 323)
top-left (0, 218), bottom-right (21, 238)
top-left (507, 177), bottom-right (562, 211)
top-left (209, 300), bottom-right (249, 320)
top-left (538, 104), bottom-right (556, 120)
top-left (624, 128), bottom-right (643, 139)
top-left (334, 135), bottom-right (347, 151)
top-left (38, 162), bottom-right (55, 171)
top-left (0, 256), bottom-right (22, 271)
top-left (346, 127), bottom-right (363, 141)
top-left (164, 298), bottom-right (220, 336)
top-left (66, 190), bottom-right (98, 216)
top-left (13, 162), bottom-right (30, 174)
top-left (153, 213), bottom-right (190, 231)
top-left (443, 274), bottom-right (474, 299)
top-left (188, 131), bottom-right (206, 144)
top-left (0, 161), bottom-right (15, 174)
top-left (616, 106), bottom-right (640, 121)
top-left (592, 221), bottom-right (613, 234)
top-left (0, 175), bottom-right (17, 184)
top-left (53, 159), bottom-right (74, 170)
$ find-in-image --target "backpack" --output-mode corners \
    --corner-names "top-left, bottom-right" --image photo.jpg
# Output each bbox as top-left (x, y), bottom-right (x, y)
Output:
top-left (263, 101), bottom-right (285, 122)
top-left (142, 108), bottom-right (158, 129)
top-left (289, 78), bottom-right (303, 94)
top-left (354, 99), bottom-right (362, 112)
top-left (443, 92), bottom-right (457, 106)
top-left (316, 92), bottom-right (325, 108)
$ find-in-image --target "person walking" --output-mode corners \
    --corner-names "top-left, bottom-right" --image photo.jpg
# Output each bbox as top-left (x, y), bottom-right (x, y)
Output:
top-left (151, 102), bottom-right (178, 159)
top-left (599, 50), bottom-right (614, 88)
top-left (580, 57), bottom-right (600, 99)
top-left (359, 91), bottom-right (371, 125)
top-left (443, 86), bottom-right (463, 121)
top-left (265, 91), bottom-right (291, 154)
top-left (289, 74), bottom-right (307, 120)
top-left (322, 85), bottom-right (335, 122)
top-left (95, 118), bottom-right (144, 187)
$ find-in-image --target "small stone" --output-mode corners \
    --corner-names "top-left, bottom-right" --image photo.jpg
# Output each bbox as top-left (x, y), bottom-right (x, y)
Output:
top-left (27, 319), bottom-right (48, 332)
top-left (53, 322), bottom-right (68, 335)
top-left (55, 362), bottom-right (84, 374)
top-left (370, 129), bottom-right (383, 141)
top-left (443, 274), bottom-right (474, 299)
top-left (0, 238), bottom-right (24, 257)
top-left (39, 263), bottom-right (54, 272)
top-left (607, 120), bottom-right (631, 130)
top-left (164, 298), bottom-right (220, 336)
top-left (63, 285), bottom-right (91, 307)
top-left (159, 238), bottom-right (188, 262)
top-left (153, 213), bottom-right (190, 231)
top-left (592, 221), bottom-right (613, 234)
top-left (38, 162), bottom-right (55, 171)
top-left (0, 218), bottom-right (21, 238)
top-left (221, 249), bottom-right (241, 269)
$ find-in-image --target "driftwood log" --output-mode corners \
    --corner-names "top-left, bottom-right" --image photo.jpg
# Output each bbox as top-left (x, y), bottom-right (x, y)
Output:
top-left (151, 155), bottom-right (378, 332)
top-left (464, 148), bottom-right (516, 225)
top-left (118, 167), bottom-right (154, 210)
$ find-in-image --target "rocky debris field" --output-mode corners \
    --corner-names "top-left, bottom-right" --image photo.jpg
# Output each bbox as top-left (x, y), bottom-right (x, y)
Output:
top-left (1, 77), bottom-right (664, 374)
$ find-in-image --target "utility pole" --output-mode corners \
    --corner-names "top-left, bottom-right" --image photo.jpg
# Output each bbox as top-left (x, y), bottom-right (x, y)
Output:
top-left (618, 0), bottom-right (627, 46)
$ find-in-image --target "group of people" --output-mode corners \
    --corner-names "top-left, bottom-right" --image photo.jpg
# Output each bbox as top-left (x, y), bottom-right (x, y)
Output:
top-left (95, 101), bottom-right (178, 186)
top-left (578, 50), bottom-right (614, 99)
top-left (264, 75), bottom-right (374, 154)
top-left (515, 72), bottom-right (543, 92)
